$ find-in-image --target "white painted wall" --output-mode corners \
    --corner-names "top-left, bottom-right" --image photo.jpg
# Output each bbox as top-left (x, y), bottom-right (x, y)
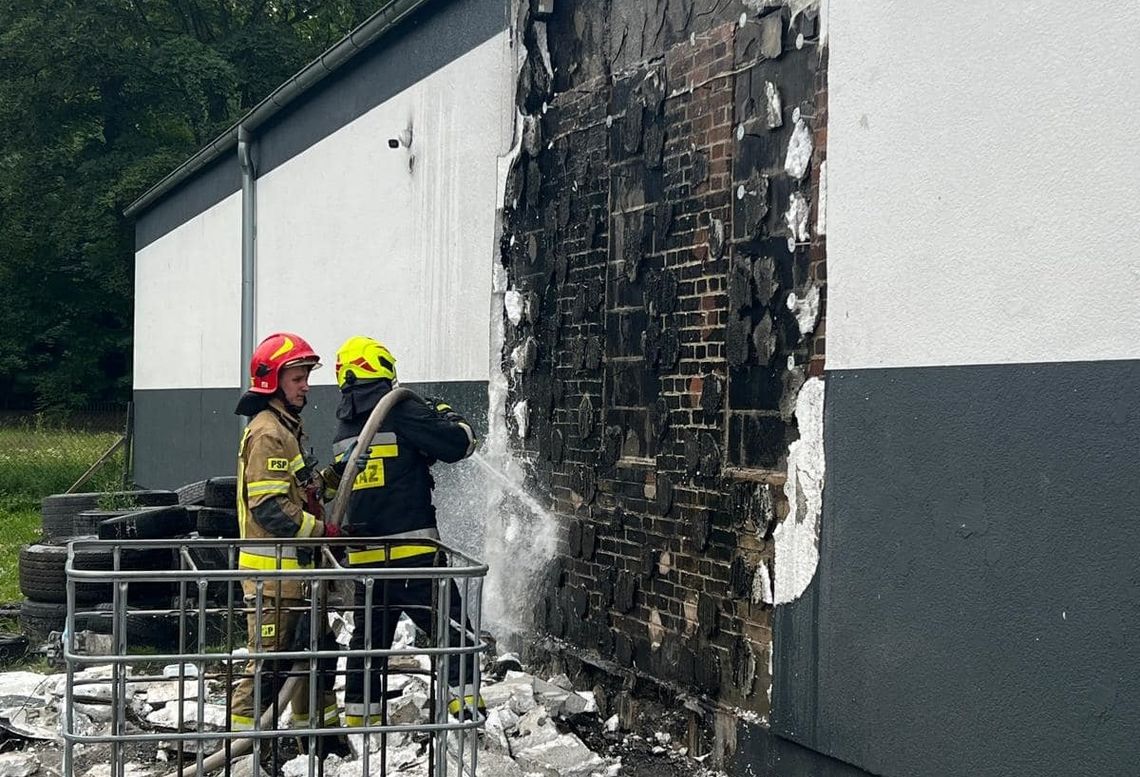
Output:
top-left (134, 192), bottom-right (242, 389)
top-left (256, 31), bottom-right (513, 385)
top-left (826, 0), bottom-right (1140, 370)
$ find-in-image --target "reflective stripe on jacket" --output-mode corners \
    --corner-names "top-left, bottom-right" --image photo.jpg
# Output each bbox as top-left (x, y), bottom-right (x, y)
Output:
top-left (237, 398), bottom-right (319, 598)
top-left (331, 384), bottom-right (474, 540)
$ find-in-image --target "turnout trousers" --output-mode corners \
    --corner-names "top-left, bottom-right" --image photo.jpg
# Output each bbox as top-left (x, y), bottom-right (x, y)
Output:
top-left (229, 595), bottom-right (340, 732)
top-left (344, 551), bottom-right (480, 725)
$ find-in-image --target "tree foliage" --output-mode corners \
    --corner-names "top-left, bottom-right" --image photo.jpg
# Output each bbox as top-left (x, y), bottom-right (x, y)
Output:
top-left (0, 0), bottom-right (382, 411)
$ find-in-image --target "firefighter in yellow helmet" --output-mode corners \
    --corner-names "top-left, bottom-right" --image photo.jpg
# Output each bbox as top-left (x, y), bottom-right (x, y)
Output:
top-left (329, 336), bottom-right (484, 726)
top-left (229, 332), bottom-right (349, 758)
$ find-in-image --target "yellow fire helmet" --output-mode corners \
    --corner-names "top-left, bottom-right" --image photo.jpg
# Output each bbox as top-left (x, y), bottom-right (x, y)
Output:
top-left (335, 336), bottom-right (397, 388)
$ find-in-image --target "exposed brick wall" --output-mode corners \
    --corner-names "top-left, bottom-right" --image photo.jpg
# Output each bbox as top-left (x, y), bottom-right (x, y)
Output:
top-left (502, 0), bottom-right (826, 720)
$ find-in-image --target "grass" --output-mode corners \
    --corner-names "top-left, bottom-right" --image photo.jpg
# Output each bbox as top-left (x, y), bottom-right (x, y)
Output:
top-left (0, 422), bottom-right (128, 604)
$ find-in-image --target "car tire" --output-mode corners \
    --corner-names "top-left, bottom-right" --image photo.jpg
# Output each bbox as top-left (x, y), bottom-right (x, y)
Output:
top-left (203, 477), bottom-right (238, 509)
top-left (176, 480), bottom-right (208, 506)
top-left (96, 505), bottom-right (195, 540)
top-left (19, 541), bottom-right (176, 605)
top-left (20, 599), bottom-right (68, 643)
top-left (195, 507), bottom-right (240, 539)
top-left (76, 602), bottom-right (180, 649)
top-left (41, 491), bottom-right (177, 540)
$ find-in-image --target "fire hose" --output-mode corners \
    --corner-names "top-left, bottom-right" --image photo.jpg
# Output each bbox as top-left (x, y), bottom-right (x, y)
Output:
top-left (176, 387), bottom-right (420, 776)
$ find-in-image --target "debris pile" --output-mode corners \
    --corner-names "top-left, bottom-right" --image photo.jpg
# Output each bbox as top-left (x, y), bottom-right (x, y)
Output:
top-left (0, 647), bottom-right (710, 777)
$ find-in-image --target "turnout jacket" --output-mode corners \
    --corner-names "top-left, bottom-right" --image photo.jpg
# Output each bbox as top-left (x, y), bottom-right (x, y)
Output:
top-left (237, 397), bottom-right (324, 598)
top-left (331, 381), bottom-right (475, 546)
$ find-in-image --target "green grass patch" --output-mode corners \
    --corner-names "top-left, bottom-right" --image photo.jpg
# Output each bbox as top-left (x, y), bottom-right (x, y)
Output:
top-left (0, 498), bottom-right (42, 604)
top-left (0, 424), bottom-right (124, 499)
top-left (0, 423), bottom-right (128, 605)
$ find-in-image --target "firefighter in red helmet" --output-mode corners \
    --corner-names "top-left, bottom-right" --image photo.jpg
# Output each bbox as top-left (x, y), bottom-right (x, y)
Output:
top-left (229, 332), bottom-right (348, 757)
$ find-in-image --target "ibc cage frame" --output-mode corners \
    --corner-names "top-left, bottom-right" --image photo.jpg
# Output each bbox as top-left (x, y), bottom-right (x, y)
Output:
top-left (62, 536), bottom-right (488, 777)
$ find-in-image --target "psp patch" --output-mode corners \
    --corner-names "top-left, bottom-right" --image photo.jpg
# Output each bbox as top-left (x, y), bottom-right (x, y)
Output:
top-left (267, 458), bottom-right (289, 471)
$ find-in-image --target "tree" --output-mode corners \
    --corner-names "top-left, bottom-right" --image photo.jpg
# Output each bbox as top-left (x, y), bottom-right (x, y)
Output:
top-left (0, 0), bottom-right (383, 412)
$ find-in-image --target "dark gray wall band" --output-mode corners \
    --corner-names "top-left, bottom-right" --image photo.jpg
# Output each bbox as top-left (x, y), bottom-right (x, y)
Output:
top-left (729, 717), bottom-right (872, 777)
top-left (773, 359), bottom-right (1140, 777)
top-left (135, 381), bottom-right (488, 489)
top-left (133, 0), bottom-right (507, 251)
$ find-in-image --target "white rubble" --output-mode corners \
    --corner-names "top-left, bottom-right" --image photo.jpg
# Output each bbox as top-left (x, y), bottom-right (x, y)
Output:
top-left (0, 653), bottom-right (636, 777)
top-left (80, 763), bottom-right (153, 777)
top-left (0, 752), bottom-right (39, 777)
top-left (145, 701), bottom-right (228, 729)
top-left (514, 732), bottom-right (607, 777)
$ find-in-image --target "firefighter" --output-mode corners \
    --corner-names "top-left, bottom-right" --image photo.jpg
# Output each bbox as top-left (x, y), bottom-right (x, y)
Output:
top-left (229, 331), bottom-right (348, 756)
top-left (330, 335), bottom-right (484, 727)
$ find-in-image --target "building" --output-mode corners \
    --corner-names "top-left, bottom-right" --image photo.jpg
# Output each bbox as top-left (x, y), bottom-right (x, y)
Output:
top-left (127, 1), bottom-right (1140, 775)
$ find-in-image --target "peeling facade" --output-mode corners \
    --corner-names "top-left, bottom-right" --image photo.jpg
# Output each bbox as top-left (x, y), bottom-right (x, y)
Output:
top-left (497, 0), bottom-right (829, 763)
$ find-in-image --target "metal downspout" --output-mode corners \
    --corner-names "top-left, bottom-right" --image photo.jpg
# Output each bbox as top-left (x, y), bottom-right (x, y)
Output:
top-left (238, 126), bottom-right (256, 413)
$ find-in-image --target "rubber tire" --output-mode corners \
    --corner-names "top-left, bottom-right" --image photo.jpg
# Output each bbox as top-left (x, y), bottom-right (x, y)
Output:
top-left (76, 602), bottom-right (180, 649)
top-left (40, 490), bottom-right (177, 540)
top-left (20, 599), bottom-right (67, 643)
top-left (0, 633), bottom-right (30, 664)
top-left (203, 477), bottom-right (238, 509)
top-left (19, 542), bottom-right (176, 605)
top-left (74, 509), bottom-right (129, 537)
top-left (184, 541), bottom-right (240, 604)
top-left (177, 479), bottom-right (208, 506)
top-left (96, 505), bottom-right (194, 540)
top-left (195, 507), bottom-right (239, 539)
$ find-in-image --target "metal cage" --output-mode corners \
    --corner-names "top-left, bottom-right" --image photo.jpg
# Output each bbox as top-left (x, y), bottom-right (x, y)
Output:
top-left (62, 536), bottom-right (487, 777)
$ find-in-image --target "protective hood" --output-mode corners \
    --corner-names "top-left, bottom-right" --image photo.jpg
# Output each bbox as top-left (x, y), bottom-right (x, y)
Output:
top-left (335, 379), bottom-right (393, 421)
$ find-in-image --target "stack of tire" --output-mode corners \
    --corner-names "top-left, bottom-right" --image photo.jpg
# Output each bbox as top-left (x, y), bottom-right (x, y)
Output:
top-left (179, 478), bottom-right (243, 645)
top-left (18, 478), bottom-right (242, 647)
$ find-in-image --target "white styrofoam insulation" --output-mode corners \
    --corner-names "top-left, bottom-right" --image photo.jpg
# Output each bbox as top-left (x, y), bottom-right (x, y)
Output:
top-left (785, 191), bottom-right (810, 247)
top-left (504, 289), bottom-right (523, 325)
top-left (512, 399), bottom-right (529, 438)
top-left (784, 119), bottom-right (813, 179)
top-left (772, 376), bottom-right (825, 604)
top-left (787, 284), bottom-right (821, 340)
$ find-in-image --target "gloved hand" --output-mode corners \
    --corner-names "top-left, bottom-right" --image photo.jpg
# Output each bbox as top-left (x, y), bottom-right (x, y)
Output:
top-left (321, 522), bottom-right (343, 539)
top-left (296, 452), bottom-right (320, 484)
top-left (426, 396), bottom-right (469, 426)
top-left (317, 465), bottom-right (340, 492)
top-left (341, 442), bottom-right (371, 472)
